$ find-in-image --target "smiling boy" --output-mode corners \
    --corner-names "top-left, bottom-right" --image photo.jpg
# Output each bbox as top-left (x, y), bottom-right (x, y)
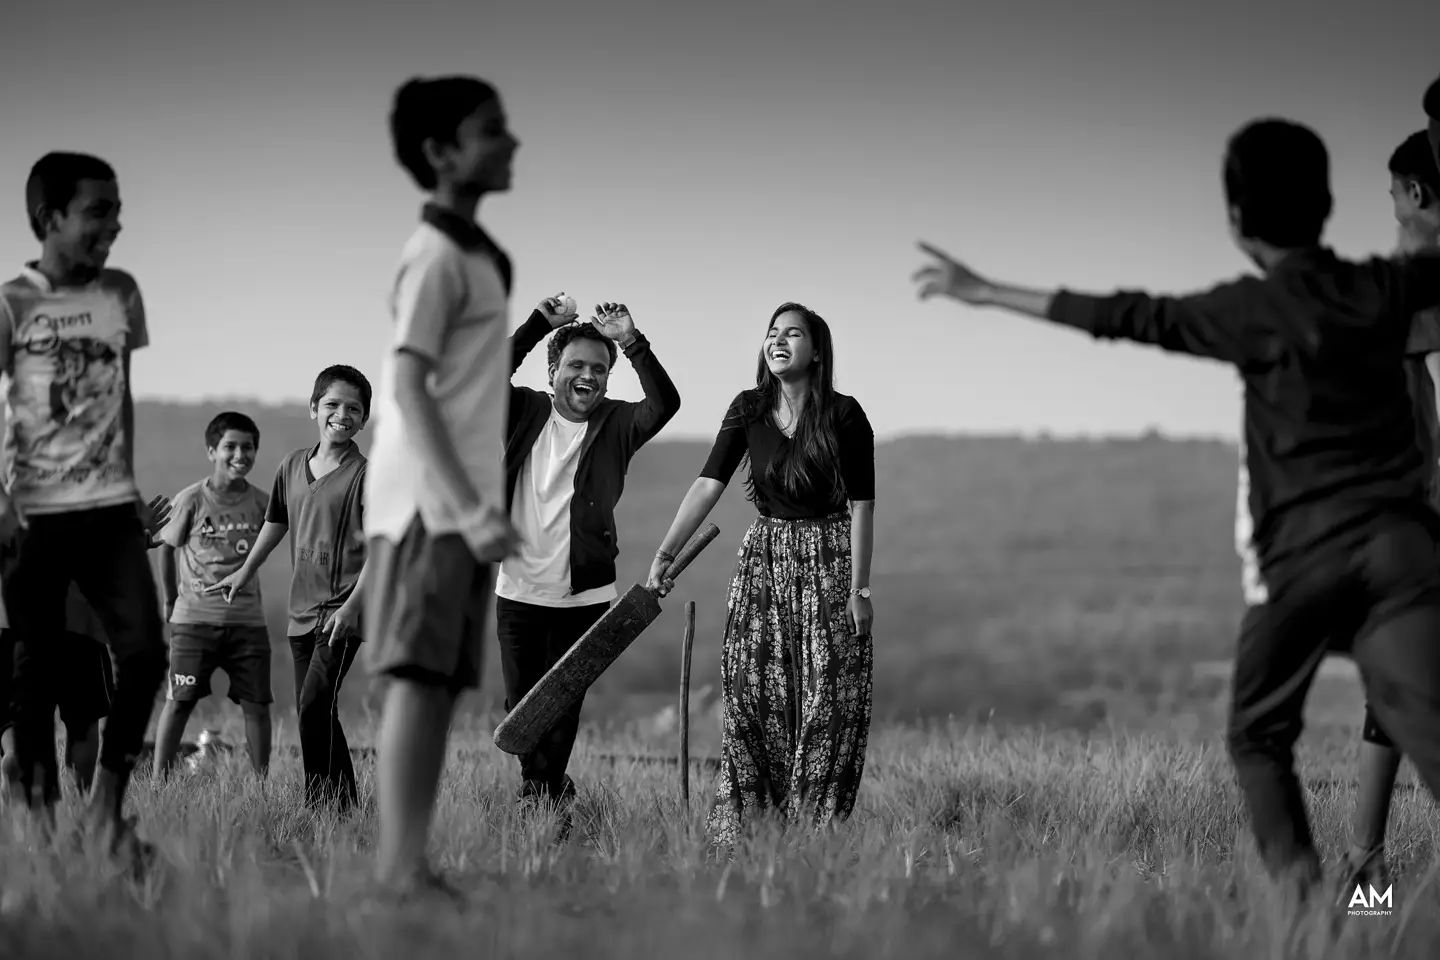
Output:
top-left (152, 411), bottom-right (273, 778)
top-left (0, 151), bottom-right (168, 867)
top-left (210, 367), bottom-right (371, 812)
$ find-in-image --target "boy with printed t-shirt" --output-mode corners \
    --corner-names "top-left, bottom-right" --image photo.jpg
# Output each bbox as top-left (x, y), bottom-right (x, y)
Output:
top-left (209, 366), bottom-right (371, 812)
top-left (153, 411), bottom-right (273, 778)
top-left (0, 151), bottom-right (168, 866)
top-left (365, 74), bottom-right (521, 898)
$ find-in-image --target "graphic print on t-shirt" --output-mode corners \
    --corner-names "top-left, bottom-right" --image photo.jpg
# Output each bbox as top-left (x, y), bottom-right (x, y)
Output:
top-left (0, 266), bottom-right (145, 513)
top-left (164, 480), bottom-right (268, 625)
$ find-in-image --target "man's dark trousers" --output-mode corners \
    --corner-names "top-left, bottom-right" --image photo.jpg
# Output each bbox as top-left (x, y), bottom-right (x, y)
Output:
top-left (496, 596), bottom-right (610, 798)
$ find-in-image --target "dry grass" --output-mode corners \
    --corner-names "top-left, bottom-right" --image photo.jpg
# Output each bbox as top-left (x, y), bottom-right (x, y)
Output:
top-left (1, 715), bottom-right (1436, 959)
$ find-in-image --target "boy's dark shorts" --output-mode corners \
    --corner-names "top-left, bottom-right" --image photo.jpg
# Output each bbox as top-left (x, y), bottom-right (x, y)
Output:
top-left (0, 629), bottom-right (113, 737)
top-left (167, 623), bottom-right (273, 704)
top-left (364, 516), bottom-right (492, 691)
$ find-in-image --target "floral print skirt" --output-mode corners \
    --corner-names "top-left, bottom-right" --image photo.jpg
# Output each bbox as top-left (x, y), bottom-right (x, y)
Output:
top-left (706, 511), bottom-right (873, 846)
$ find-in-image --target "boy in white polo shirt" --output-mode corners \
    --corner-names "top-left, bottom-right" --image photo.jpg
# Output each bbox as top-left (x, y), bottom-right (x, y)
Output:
top-left (365, 75), bottom-right (522, 898)
top-left (0, 152), bottom-right (168, 868)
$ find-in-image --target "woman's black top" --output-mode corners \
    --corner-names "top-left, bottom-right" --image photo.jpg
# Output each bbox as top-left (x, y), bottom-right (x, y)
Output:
top-left (699, 389), bottom-right (875, 518)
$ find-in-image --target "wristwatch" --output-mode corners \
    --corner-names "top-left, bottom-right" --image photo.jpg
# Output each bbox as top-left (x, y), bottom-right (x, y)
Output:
top-left (851, 586), bottom-right (871, 599)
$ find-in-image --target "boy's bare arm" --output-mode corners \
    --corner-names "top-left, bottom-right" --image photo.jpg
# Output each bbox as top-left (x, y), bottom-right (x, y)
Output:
top-left (159, 544), bottom-right (178, 612)
top-left (243, 521), bottom-right (288, 570)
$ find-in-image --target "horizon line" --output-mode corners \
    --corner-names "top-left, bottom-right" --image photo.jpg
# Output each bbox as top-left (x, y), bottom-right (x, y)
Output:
top-left (129, 393), bottom-right (1241, 445)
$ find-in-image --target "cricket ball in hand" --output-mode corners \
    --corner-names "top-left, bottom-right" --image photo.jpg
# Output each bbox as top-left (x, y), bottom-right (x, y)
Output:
top-left (554, 293), bottom-right (577, 316)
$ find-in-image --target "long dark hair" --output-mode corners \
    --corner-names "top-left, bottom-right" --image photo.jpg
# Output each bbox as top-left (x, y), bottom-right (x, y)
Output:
top-left (740, 301), bottom-right (846, 504)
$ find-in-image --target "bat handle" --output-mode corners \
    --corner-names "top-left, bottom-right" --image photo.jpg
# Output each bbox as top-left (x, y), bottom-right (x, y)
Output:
top-left (665, 522), bottom-right (720, 581)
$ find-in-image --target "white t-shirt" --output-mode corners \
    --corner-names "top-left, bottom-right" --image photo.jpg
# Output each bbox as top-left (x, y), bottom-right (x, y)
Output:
top-left (0, 265), bottom-right (147, 514)
top-left (365, 222), bottom-right (509, 541)
top-left (496, 405), bottom-right (617, 607)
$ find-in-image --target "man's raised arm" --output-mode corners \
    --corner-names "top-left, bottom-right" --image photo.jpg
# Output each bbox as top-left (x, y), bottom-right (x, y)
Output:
top-left (620, 325), bottom-right (681, 445)
top-left (511, 297), bottom-right (572, 377)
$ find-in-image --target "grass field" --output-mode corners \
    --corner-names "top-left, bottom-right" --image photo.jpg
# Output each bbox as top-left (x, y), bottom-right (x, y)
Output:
top-left (1, 717), bottom-right (1436, 959)
top-left (4, 403), bottom-right (1436, 956)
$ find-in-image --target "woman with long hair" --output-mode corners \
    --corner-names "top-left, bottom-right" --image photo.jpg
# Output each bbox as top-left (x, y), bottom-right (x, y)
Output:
top-left (647, 302), bottom-right (875, 845)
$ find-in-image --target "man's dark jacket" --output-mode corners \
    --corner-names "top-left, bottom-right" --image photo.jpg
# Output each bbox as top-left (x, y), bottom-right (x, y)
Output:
top-left (505, 310), bottom-right (681, 594)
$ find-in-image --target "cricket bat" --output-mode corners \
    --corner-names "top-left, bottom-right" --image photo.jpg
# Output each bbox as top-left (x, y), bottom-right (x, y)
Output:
top-left (492, 522), bottom-right (721, 756)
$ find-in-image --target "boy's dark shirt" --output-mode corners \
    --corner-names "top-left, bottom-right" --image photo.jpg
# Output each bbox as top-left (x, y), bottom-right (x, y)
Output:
top-left (700, 391), bottom-right (875, 518)
top-left (265, 443), bottom-right (367, 636)
top-left (1404, 302), bottom-right (1440, 507)
top-left (1047, 248), bottom-right (1440, 578)
top-left (504, 311), bottom-right (681, 593)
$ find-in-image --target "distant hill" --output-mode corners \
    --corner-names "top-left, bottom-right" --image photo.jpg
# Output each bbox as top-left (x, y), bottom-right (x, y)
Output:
top-left (22, 399), bottom-right (1254, 730)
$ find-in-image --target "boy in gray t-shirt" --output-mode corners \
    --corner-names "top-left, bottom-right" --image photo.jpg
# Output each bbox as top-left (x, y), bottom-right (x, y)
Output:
top-left (153, 411), bottom-right (273, 778)
top-left (209, 366), bottom-right (371, 812)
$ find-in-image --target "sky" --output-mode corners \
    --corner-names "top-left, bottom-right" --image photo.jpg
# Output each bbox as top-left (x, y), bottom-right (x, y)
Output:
top-left (2, 0), bottom-right (1437, 442)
